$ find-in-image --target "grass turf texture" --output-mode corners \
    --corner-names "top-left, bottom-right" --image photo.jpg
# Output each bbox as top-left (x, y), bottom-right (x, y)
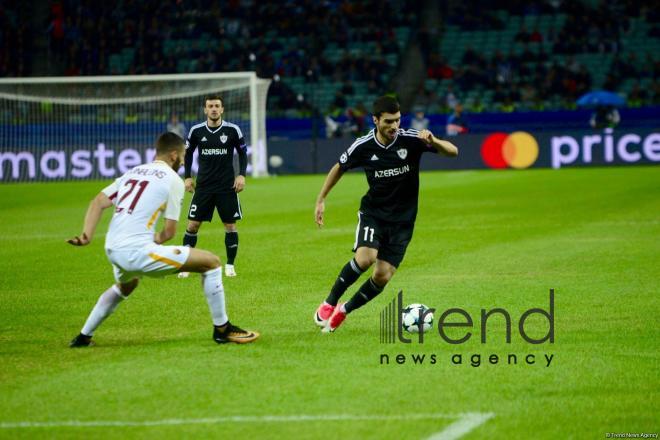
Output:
top-left (0, 167), bottom-right (658, 439)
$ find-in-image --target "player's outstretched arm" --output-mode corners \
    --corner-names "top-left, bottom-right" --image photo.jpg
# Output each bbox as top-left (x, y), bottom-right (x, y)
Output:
top-left (67, 192), bottom-right (113, 246)
top-left (315, 163), bottom-right (345, 227)
top-left (418, 129), bottom-right (459, 157)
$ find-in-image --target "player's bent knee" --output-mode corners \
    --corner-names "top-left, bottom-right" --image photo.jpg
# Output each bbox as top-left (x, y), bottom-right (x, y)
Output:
top-left (372, 264), bottom-right (395, 286)
top-left (372, 271), bottom-right (392, 286)
top-left (355, 256), bottom-right (373, 270)
top-left (354, 251), bottom-right (376, 270)
top-left (208, 253), bottom-right (221, 270)
top-left (118, 279), bottom-right (138, 296)
top-left (180, 248), bottom-right (222, 273)
top-left (224, 222), bottom-right (237, 232)
top-left (186, 221), bottom-right (201, 233)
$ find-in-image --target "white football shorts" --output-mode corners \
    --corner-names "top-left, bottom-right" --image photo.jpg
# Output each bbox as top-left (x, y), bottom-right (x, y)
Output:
top-left (105, 243), bottom-right (191, 283)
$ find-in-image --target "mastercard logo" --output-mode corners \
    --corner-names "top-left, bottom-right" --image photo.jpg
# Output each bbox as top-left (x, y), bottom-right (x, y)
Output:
top-left (481, 131), bottom-right (539, 169)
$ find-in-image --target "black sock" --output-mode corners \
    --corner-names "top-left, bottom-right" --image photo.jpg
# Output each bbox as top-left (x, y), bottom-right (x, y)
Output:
top-left (225, 231), bottom-right (238, 265)
top-left (344, 277), bottom-right (384, 314)
top-left (183, 230), bottom-right (198, 247)
top-left (325, 259), bottom-right (365, 306)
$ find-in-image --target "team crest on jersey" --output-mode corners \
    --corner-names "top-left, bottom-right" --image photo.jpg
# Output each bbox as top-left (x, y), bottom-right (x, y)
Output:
top-left (340, 152), bottom-right (348, 163)
top-left (397, 148), bottom-right (408, 159)
top-left (220, 134), bottom-right (228, 144)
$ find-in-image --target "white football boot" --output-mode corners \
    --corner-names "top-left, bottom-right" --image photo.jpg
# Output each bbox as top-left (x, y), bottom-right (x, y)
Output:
top-left (224, 264), bottom-right (237, 277)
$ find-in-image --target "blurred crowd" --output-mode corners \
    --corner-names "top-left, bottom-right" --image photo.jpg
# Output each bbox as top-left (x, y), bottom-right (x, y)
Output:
top-left (0, 1), bottom-right (32, 77)
top-left (39, 0), bottom-right (411, 115)
top-left (417, 0), bottom-right (660, 113)
top-left (2, 0), bottom-right (659, 119)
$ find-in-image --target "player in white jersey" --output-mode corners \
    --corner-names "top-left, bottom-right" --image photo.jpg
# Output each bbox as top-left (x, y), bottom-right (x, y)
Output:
top-left (67, 132), bottom-right (259, 347)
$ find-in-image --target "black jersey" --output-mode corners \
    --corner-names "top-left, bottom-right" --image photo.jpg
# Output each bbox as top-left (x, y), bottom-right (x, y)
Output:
top-left (184, 120), bottom-right (248, 193)
top-left (337, 128), bottom-right (437, 223)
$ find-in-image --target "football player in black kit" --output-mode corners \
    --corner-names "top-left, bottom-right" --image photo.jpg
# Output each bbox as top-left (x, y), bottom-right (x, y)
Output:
top-left (313, 95), bottom-right (459, 332)
top-left (178, 95), bottom-right (247, 278)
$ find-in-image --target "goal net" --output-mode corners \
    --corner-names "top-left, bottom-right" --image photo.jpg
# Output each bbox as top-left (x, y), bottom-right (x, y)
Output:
top-left (0, 73), bottom-right (271, 182)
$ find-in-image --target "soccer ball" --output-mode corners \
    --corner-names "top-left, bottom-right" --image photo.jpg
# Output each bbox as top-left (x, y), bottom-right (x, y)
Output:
top-left (402, 303), bottom-right (433, 333)
top-left (269, 155), bottom-right (283, 168)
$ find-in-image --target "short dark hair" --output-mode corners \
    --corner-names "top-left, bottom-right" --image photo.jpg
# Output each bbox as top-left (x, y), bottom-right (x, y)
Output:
top-left (156, 132), bottom-right (184, 155)
top-left (205, 95), bottom-right (224, 106)
top-left (372, 95), bottom-right (400, 117)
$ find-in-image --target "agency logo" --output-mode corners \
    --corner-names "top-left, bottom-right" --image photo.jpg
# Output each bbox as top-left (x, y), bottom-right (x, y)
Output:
top-left (378, 290), bottom-right (556, 368)
top-left (481, 131), bottom-right (539, 169)
top-left (380, 289), bottom-right (555, 345)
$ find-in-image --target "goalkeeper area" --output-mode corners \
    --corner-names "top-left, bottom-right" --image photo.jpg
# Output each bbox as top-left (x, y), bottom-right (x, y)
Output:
top-left (1, 167), bottom-right (658, 439)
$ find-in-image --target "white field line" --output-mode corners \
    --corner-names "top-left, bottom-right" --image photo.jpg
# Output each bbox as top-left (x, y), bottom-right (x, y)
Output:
top-left (426, 412), bottom-right (495, 440)
top-left (0, 412), bottom-right (494, 436)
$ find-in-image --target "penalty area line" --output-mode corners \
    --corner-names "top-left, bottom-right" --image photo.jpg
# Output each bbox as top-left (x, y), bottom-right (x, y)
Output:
top-left (0, 412), bottom-right (495, 432)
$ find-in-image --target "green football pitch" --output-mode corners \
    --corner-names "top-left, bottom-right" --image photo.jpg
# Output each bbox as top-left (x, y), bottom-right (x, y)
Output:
top-left (1, 166), bottom-right (658, 439)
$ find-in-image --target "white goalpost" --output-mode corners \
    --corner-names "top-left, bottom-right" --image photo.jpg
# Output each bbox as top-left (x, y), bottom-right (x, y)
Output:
top-left (0, 72), bottom-right (271, 182)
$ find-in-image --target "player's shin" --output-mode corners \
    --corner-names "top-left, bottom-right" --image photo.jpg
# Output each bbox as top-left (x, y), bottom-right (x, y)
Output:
top-left (201, 267), bottom-right (228, 326)
top-left (183, 230), bottom-right (198, 248)
top-left (80, 285), bottom-right (127, 336)
top-left (325, 258), bottom-right (365, 306)
top-left (225, 231), bottom-right (238, 265)
top-left (344, 277), bottom-right (384, 313)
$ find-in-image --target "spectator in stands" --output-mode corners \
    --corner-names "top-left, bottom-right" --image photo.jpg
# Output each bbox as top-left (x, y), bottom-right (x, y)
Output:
top-left (411, 110), bottom-right (429, 131)
top-left (330, 91), bottom-right (347, 115)
top-left (341, 81), bottom-right (355, 96)
top-left (444, 85), bottom-right (459, 110)
top-left (529, 28), bottom-right (543, 43)
top-left (446, 103), bottom-right (468, 136)
top-left (626, 82), bottom-right (648, 108)
top-left (325, 115), bottom-right (342, 138)
top-left (427, 54), bottom-right (454, 79)
top-left (514, 25), bottom-right (530, 43)
top-left (652, 80), bottom-right (660, 105)
top-left (520, 82), bottom-right (537, 110)
top-left (167, 113), bottom-right (186, 139)
top-left (500, 96), bottom-right (516, 113)
top-left (468, 97), bottom-right (484, 113)
top-left (46, 2), bottom-right (66, 60)
top-left (346, 102), bottom-right (368, 136)
top-left (590, 105), bottom-right (620, 129)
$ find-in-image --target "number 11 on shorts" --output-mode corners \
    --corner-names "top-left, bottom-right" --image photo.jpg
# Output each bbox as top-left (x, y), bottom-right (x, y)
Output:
top-left (363, 226), bottom-right (374, 242)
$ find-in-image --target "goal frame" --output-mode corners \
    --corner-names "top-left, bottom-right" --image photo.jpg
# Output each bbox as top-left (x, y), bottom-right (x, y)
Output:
top-left (0, 72), bottom-right (271, 177)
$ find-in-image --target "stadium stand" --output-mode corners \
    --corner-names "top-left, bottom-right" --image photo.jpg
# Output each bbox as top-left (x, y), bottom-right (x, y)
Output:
top-left (1, 0), bottom-right (658, 118)
top-left (0, 0), bottom-right (32, 77)
top-left (417, 0), bottom-right (660, 113)
top-left (35, 0), bottom-right (413, 117)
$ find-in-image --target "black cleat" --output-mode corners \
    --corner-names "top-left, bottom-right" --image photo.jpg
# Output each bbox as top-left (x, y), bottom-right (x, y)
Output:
top-left (213, 322), bottom-right (259, 344)
top-left (69, 333), bottom-right (94, 348)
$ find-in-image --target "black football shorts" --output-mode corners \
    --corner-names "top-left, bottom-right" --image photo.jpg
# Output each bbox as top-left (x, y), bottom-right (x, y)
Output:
top-left (352, 211), bottom-right (414, 268)
top-left (188, 191), bottom-right (243, 223)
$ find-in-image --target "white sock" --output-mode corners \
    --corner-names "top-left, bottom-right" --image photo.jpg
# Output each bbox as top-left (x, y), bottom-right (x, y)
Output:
top-left (81, 285), bottom-right (126, 336)
top-left (340, 304), bottom-right (347, 314)
top-left (202, 267), bottom-right (228, 326)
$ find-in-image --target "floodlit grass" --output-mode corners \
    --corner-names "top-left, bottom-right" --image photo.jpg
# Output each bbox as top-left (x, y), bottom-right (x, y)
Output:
top-left (0, 166), bottom-right (658, 439)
